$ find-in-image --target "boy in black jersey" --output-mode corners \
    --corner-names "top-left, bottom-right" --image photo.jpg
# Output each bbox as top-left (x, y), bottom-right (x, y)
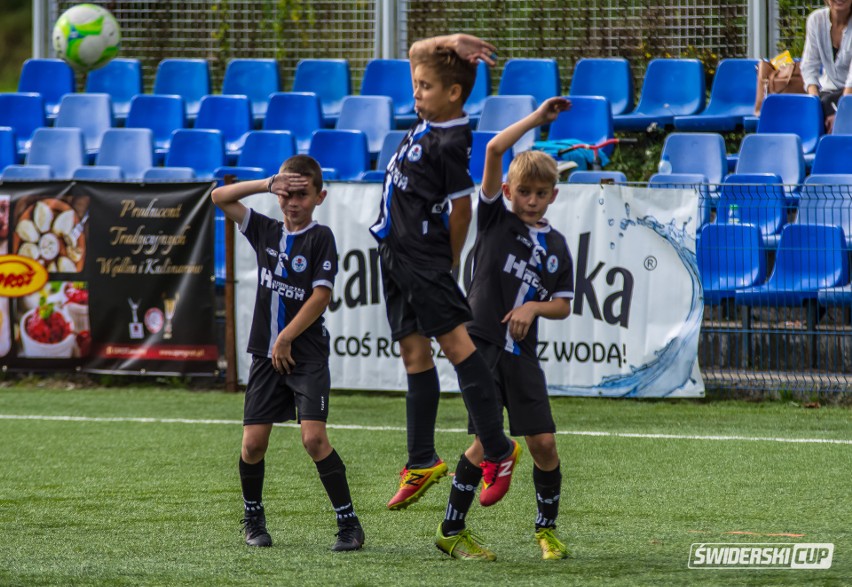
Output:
top-left (370, 34), bottom-right (521, 516)
top-left (211, 155), bottom-right (364, 552)
top-left (435, 97), bottom-right (575, 561)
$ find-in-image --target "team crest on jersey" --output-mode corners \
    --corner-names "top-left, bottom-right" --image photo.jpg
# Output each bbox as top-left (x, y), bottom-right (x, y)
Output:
top-left (546, 255), bottom-right (559, 273)
top-left (407, 144), bottom-right (423, 162)
top-left (292, 255), bottom-right (307, 272)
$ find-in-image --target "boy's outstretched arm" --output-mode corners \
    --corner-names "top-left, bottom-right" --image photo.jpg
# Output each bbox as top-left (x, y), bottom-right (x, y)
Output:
top-left (481, 97), bottom-right (571, 197)
top-left (409, 33), bottom-right (497, 66)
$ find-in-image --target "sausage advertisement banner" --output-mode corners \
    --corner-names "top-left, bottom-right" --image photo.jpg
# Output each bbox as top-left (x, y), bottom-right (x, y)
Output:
top-left (234, 183), bottom-right (705, 398)
top-left (0, 181), bottom-right (218, 376)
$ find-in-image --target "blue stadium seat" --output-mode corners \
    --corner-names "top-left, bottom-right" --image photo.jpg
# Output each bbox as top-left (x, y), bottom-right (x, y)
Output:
top-left (308, 129), bottom-right (370, 181)
top-left (85, 58), bottom-right (143, 124)
top-left (195, 95), bottom-right (253, 163)
top-left (568, 170), bottom-right (627, 184)
top-left (335, 95), bottom-right (394, 156)
top-left (466, 61), bottom-right (492, 125)
top-left (718, 173), bottom-right (786, 248)
top-left (831, 95), bottom-right (852, 135)
top-left (614, 59), bottom-right (705, 131)
top-left (17, 58), bottom-right (75, 120)
top-left (735, 133), bottom-right (805, 191)
top-left (72, 165), bottom-right (124, 180)
top-left (222, 58), bottom-right (280, 127)
top-left (55, 93), bottom-right (114, 162)
top-left (153, 58), bottom-right (211, 123)
top-left (142, 167), bottom-right (196, 181)
top-left (228, 130), bottom-right (297, 176)
top-left (126, 94), bottom-right (186, 165)
top-left (477, 96), bottom-right (538, 154)
top-left (757, 94), bottom-right (823, 161)
top-left (660, 133), bottom-right (727, 186)
top-left (469, 130), bottom-right (513, 184)
top-left (165, 129), bottom-right (225, 179)
top-left (649, 172), bottom-right (711, 228)
top-left (264, 92), bottom-right (324, 154)
top-left (810, 135), bottom-right (852, 175)
top-left (674, 59), bottom-right (759, 132)
top-left (361, 130), bottom-right (407, 181)
top-left (498, 59), bottom-right (560, 106)
top-left (1, 165), bottom-right (52, 180)
top-left (96, 128), bottom-right (155, 179)
top-left (0, 128), bottom-right (16, 171)
top-left (292, 59), bottom-right (352, 127)
top-left (548, 96), bottom-right (614, 157)
top-left (798, 174), bottom-right (852, 248)
top-left (697, 223), bottom-right (765, 304)
top-left (361, 59), bottom-right (416, 128)
top-left (25, 128), bottom-right (85, 179)
top-left (0, 93), bottom-right (45, 159)
top-left (213, 167), bottom-right (266, 182)
top-left (735, 224), bottom-right (848, 306)
top-left (569, 58), bottom-right (634, 116)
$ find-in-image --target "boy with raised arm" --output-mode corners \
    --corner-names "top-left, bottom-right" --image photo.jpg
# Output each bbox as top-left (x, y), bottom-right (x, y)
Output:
top-left (370, 34), bottom-right (521, 513)
top-left (436, 97), bottom-right (575, 560)
top-left (212, 155), bottom-right (364, 552)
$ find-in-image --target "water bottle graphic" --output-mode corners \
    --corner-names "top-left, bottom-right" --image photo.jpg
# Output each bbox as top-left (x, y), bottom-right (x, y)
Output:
top-left (658, 154), bottom-right (672, 175)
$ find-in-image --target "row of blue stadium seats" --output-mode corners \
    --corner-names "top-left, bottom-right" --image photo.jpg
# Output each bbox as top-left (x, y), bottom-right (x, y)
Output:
top-left (0, 126), bottom-right (517, 183)
top-left (12, 56), bottom-right (774, 133)
top-left (698, 222), bottom-right (852, 307)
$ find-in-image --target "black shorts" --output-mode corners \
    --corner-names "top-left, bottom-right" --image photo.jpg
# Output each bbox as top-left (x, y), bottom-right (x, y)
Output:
top-left (379, 242), bottom-right (472, 341)
top-left (468, 337), bottom-right (556, 437)
top-left (243, 356), bottom-right (330, 425)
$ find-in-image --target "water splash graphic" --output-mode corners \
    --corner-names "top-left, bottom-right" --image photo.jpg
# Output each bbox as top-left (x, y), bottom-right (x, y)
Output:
top-left (550, 194), bottom-right (703, 397)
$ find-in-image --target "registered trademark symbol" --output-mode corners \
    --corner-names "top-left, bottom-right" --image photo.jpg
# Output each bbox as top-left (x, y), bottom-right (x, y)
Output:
top-left (644, 256), bottom-right (657, 271)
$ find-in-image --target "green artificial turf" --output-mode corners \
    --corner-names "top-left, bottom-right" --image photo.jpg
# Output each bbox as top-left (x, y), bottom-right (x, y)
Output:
top-left (0, 386), bottom-right (849, 586)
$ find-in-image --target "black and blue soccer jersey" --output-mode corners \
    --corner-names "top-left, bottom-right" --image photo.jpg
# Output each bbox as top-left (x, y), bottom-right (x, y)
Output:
top-left (240, 208), bottom-right (338, 363)
top-left (466, 190), bottom-right (574, 360)
top-left (370, 116), bottom-right (475, 272)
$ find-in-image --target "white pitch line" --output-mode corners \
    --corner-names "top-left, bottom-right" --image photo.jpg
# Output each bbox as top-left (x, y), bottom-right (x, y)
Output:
top-left (0, 414), bottom-right (850, 445)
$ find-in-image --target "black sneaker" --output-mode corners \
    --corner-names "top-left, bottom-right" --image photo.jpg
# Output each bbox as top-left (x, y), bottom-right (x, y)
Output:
top-left (241, 512), bottom-right (272, 547)
top-left (332, 523), bottom-right (365, 552)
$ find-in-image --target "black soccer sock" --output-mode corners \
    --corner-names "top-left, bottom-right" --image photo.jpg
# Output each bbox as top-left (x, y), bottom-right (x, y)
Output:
top-left (315, 449), bottom-right (359, 527)
top-left (406, 367), bottom-right (441, 468)
top-left (454, 351), bottom-right (511, 460)
top-left (533, 463), bottom-right (562, 530)
top-left (239, 457), bottom-right (265, 514)
top-left (442, 454), bottom-right (483, 536)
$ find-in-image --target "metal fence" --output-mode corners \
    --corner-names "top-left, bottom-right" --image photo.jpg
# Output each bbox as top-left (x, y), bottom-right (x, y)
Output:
top-left (696, 182), bottom-right (852, 396)
top-left (49, 0), bottom-right (762, 93)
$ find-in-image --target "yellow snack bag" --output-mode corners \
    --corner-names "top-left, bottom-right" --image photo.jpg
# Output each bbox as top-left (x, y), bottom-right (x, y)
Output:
top-left (770, 50), bottom-right (794, 69)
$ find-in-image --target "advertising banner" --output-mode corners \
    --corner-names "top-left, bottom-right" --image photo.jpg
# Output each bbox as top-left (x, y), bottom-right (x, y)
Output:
top-left (235, 183), bottom-right (704, 398)
top-left (0, 181), bottom-right (218, 376)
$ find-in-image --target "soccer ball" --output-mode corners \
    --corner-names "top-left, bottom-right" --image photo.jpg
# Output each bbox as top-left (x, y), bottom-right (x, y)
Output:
top-left (52, 4), bottom-right (121, 71)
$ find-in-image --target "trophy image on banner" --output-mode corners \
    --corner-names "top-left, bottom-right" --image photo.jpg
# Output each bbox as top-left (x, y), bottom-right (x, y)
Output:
top-left (128, 298), bottom-right (143, 339)
top-left (163, 293), bottom-right (179, 340)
